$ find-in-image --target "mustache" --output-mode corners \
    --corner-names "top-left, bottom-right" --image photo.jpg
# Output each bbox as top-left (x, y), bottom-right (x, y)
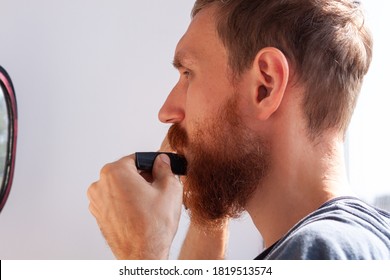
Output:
top-left (167, 124), bottom-right (189, 153)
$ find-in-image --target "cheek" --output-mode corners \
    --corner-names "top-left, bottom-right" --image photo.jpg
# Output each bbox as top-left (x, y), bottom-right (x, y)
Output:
top-left (183, 97), bottom-right (201, 137)
top-left (184, 87), bottom-right (215, 132)
top-left (236, 98), bottom-right (256, 130)
top-left (183, 72), bottom-right (235, 137)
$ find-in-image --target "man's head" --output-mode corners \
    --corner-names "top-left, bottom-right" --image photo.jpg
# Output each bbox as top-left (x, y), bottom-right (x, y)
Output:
top-left (193, 0), bottom-right (372, 138)
top-left (159, 0), bottom-right (372, 227)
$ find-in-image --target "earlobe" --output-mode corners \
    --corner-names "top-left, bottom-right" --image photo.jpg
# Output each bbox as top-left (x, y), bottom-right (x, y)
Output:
top-left (252, 47), bottom-right (289, 120)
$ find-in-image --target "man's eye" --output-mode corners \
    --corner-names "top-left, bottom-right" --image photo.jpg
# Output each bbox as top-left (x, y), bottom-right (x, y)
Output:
top-left (183, 70), bottom-right (191, 78)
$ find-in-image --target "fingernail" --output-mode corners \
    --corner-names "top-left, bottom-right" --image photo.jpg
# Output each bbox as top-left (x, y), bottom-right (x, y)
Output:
top-left (159, 153), bottom-right (170, 165)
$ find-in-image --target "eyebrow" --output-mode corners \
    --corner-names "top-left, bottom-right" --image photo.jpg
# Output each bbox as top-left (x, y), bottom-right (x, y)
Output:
top-left (172, 58), bottom-right (182, 69)
top-left (172, 52), bottom-right (195, 70)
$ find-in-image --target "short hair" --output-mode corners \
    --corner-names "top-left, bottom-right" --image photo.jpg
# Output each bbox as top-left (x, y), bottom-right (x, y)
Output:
top-left (192, 0), bottom-right (373, 138)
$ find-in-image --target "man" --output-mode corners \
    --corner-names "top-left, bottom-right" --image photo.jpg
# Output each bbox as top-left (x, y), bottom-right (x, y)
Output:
top-left (87, 0), bottom-right (390, 259)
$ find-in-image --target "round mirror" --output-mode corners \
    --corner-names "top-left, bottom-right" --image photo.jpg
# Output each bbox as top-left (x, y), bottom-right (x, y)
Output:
top-left (0, 66), bottom-right (17, 213)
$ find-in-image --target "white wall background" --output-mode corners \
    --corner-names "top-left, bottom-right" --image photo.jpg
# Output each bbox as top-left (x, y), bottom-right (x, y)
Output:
top-left (0, 0), bottom-right (261, 259)
top-left (0, 0), bottom-right (388, 260)
top-left (348, 1), bottom-right (390, 204)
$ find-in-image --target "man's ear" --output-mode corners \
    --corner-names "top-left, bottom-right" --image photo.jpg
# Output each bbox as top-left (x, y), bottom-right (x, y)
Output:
top-left (250, 47), bottom-right (289, 120)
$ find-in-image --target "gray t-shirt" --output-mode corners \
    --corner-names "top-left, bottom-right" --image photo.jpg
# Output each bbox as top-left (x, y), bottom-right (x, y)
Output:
top-left (256, 197), bottom-right (390, 259)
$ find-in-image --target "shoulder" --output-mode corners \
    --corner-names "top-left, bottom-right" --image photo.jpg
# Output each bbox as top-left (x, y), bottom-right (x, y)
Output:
top-left (265, 197), bottom-right (390, 260)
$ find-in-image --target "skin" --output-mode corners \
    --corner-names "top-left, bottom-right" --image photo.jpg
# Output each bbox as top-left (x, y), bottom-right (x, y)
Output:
top-left (88, 5), bottom-right (353, 259)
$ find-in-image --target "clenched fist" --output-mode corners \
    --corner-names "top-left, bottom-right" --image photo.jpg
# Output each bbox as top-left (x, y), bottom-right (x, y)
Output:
top-left (87, 153), bottom-right (183, 259)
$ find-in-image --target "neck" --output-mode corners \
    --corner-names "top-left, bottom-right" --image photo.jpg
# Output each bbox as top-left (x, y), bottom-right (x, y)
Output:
top-left (246, 131), bottom-right (353, 248)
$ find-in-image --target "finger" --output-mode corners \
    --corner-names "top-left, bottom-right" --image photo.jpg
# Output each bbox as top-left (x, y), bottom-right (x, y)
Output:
top-left (152, 153), bottom-right (173, 182)
top-left (122, 154), bottom-right (159, 185)
top-left (152, 154), bottom-right (183, 199)
top-left (87, 183), bottom-right (101, 216)
top-left (100, 154), bottom-right (145, 186)
top-left (88, 199), bottom-right (101, 219)
top-left (87, 182), bottom-right (99, 204)
top-left (117, 154), bottom-right (138, 173)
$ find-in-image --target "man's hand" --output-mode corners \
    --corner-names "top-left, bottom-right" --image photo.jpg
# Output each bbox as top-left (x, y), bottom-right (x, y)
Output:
top-left (87, 153), bottom-right (183, 259)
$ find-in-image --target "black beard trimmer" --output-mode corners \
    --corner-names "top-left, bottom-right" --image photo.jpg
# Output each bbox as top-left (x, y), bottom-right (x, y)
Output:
top-left (135, 152), bottom-right (187, 176)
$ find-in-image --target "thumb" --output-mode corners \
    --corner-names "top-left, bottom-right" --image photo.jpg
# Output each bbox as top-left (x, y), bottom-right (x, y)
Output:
top-left (152, 153), bottom-right (175, 182)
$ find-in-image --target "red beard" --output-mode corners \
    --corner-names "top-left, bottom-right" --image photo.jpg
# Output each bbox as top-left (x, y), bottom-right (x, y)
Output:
top-left (168, 96), bottom-right (271, 229)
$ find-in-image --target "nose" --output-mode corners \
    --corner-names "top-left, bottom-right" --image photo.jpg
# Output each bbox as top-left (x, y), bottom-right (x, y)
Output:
top-left (158, 83), bottom-right (185, 124)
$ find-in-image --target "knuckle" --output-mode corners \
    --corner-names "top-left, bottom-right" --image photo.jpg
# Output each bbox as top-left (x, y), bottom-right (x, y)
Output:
top-left (87, 183), bottom-right (96, 199)
top-left (88, 203), bottom-right (95, 216)
top-left (100, 163), bottom-right (115, 176)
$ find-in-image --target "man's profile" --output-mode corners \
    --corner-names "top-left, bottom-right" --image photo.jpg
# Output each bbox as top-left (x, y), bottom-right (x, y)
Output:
top-left (87, 0), bottom-right (390, 259)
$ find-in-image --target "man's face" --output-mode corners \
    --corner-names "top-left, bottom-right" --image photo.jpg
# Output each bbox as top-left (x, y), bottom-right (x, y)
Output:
top-left (159, 5), bottom-right (233, 140)
top-left (159, 6), bottom-right (270, 228)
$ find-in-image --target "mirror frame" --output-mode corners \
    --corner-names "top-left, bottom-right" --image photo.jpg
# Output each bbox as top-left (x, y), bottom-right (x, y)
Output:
top-left (0, 65), bottom-right (17, 213)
